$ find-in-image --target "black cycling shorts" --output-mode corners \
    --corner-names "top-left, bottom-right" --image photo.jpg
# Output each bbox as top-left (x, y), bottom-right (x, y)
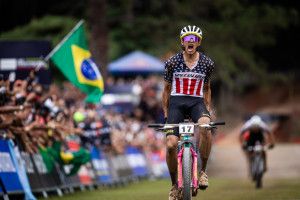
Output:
top-left (245, 131), bottom-right (265, 147)
top-left (167, 96), bottom-right (210, 137)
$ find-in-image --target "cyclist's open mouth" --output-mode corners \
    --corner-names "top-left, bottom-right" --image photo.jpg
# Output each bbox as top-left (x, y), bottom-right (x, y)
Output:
top-left (187, 44), bottom-right (194, 52)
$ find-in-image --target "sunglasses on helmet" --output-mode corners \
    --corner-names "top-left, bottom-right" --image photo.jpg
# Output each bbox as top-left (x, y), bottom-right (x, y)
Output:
top-left (182, 34), bottom-right (200, 42)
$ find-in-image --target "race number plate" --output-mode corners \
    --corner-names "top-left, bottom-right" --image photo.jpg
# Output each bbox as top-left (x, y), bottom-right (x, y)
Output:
top-left (179, 124), bottom-right (194, 134)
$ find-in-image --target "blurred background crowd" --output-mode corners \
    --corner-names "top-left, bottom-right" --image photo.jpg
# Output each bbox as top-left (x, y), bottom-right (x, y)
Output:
top-left (0, 70), bottom-right (166, 171)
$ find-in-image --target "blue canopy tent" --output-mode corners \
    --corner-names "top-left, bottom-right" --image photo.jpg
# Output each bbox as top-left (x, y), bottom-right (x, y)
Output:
top-left (108, 51), bottom-right (164, 75)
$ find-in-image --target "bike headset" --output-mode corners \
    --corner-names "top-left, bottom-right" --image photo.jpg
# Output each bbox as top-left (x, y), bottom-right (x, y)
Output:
top-left (180, 25), bottom-right (203, 51)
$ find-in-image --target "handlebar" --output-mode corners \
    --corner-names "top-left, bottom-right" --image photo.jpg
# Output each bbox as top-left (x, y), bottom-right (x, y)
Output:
top-left (210, 121), bottom-right (225, 126)
top-left (148, 124), bottom-right (165, 128)
top-left (247, 145), bottom-right (269, 152)
top-left (148, 121), bottom-right (225, 129)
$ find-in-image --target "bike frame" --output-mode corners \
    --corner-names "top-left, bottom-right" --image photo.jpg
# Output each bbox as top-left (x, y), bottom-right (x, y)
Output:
top-left (148, 121), bottom-right (225, 196)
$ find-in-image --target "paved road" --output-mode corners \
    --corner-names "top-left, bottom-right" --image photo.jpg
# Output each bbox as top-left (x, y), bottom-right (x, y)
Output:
top-left (208, 144), bottom-right (300, 179)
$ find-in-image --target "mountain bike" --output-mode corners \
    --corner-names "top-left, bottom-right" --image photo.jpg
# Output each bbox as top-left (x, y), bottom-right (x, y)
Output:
top-left (149, 120), bottom-right (225, 200)
top-left (247, 142), bottom-right (268, 189)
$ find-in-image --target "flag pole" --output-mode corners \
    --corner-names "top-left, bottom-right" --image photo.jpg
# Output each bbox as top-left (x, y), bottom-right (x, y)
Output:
top-left (44, 19), bottom-right (85, 61)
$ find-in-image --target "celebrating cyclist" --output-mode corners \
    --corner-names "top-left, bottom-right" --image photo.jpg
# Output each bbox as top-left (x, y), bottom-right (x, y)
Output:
top-left (239, 115), bottom-right (275, 174)
top-left (162, 25), bottom-right (215, 200)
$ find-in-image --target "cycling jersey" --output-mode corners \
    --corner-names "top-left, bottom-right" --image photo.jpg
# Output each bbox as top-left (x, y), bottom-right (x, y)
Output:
top-left (164, 52), bottom-right (214, 136)
top-left (164, 52), bottom-right (214, 98)
top-left (241, 119), bottom-right (270, 134)
top-left (241, 118), bottom-right (270, 146)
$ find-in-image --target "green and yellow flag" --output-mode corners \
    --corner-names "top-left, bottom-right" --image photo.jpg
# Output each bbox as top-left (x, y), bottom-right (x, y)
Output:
top-left (46, 20), bottom-right (104, 103)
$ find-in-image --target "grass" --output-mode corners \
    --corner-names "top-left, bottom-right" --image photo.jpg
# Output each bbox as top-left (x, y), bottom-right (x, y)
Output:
top-left (46, 178), bottom-right (300, 200)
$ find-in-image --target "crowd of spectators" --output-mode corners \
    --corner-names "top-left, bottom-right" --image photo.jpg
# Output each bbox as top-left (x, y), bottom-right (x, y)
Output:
top-left (0, 70), bottom-right (167, 174)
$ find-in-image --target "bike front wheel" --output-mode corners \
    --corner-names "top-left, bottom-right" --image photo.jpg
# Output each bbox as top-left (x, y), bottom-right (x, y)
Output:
top-left (182, 146), bottom-right (192, 200)
top-left (254, 155), bottom-right (264, 189)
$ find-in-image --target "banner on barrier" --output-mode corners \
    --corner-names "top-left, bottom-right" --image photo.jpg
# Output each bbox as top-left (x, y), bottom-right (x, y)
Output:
top-left (90, 146), bottom-right (112, 184)
top-left (32, 154), bottom-right (48, 174)
top-left (110, 154), bottom-right (133, 180)
top-left (21, 152), bottom-right (44, 191)
top-left (148, 151), bottom-right (169, 178)
top-left (125, 146), bottom-right (149, 177)
top-left (21, 152), bottom-right (35, 174)
top-left (0, 139), bottom-right (24, 193)
top-left (12, 144), bottom-right (36, 200)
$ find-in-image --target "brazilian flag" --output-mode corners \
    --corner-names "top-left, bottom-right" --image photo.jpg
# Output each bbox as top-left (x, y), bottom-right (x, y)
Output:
top-left (48, 20), bottom-right (104, 103)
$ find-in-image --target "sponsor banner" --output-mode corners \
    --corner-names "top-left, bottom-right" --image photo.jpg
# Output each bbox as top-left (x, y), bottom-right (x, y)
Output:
top-left (110, 154), bottom-right (133, 180)
top-left (0, 139), bottom-right (23, 192)
top-left (21, 152), bottom-right (35, 174)
top-left (0, 40), bottom-right (51, 58)
top-left (32, 154), bottom-right (47, 174)
top-left (90, 146), bottom-right (112, 184)
top-left (0, 58), bottom-right (17, 70)
top-left (11, 143), bottom-right (36, 200)
top-left (125, 146), bottom-right (149, 177)
top-left (0, 58), bottom-right (47, 71)
top-left (31, 153), bottom-right (58, 189)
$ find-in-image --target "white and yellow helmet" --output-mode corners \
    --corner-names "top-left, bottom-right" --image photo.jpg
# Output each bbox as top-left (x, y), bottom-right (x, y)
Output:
top-left (180, 25), bottom-right (203, 40)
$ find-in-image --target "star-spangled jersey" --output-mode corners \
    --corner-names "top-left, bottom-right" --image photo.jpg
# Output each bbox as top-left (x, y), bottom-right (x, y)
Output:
top-left (164, 52), bottom-right (214, 98)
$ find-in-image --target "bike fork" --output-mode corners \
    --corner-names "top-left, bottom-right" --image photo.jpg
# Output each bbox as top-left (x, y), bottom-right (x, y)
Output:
top-left (177, 147), bottom-right (198, 189)
top-left (191, 147), bottom-right (198, 188)
top-left (177, 148), bottom-right (183, 188)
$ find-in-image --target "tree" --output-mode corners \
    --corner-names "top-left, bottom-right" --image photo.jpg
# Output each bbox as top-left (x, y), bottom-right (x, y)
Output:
top-left (87, 0), bottom-right (108, 77)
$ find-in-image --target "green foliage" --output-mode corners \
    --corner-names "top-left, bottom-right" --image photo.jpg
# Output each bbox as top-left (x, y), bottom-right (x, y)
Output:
top-left (0, 16), bottom-right (80, 83)
top-left (0, 15), bottom-right (78, 45)
top-left (106, 0), bottom-right (296, 92)
top-left (0, 1), bottom-right (297, 92)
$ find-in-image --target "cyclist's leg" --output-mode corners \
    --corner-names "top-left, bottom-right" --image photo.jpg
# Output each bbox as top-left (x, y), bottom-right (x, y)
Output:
top-left (166, 97), bottom-right (185, 200)
top-left (166, 135), bottom-right (179, 185)
top-left (190, 98), bottom-right (211, 172)
top-left (190, 98), bottom-right (211, 189)
top-left (197, 116), bottom-right (211, 172)
top-left (261, 133), bottom-right (268, 172)
top-left (263, 150), bottom-right (267, 172)
top-left (166, 96), bottom-right (185, 186)
top-left (196, 116), bottom-right (211, 189)
top-left (245, 149), bottom-right (252, 177)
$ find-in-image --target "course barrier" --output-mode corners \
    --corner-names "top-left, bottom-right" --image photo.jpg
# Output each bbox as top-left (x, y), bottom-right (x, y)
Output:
top-left (0, 138), bottom-right (169, 200)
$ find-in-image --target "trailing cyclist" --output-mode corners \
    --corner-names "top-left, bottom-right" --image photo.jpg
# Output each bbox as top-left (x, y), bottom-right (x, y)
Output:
top-left (239, 115), bottom-right (275, 176)
top-left (162, 25), bottom-right (215, 200)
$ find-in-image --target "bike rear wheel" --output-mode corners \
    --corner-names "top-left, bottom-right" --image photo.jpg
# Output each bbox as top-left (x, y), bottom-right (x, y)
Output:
top-left (182, 146), bottom-right (192, 200)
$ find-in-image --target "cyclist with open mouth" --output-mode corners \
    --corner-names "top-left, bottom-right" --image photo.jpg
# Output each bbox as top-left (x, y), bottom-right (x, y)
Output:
top-left (162, 25), bottom-right (215, 200)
